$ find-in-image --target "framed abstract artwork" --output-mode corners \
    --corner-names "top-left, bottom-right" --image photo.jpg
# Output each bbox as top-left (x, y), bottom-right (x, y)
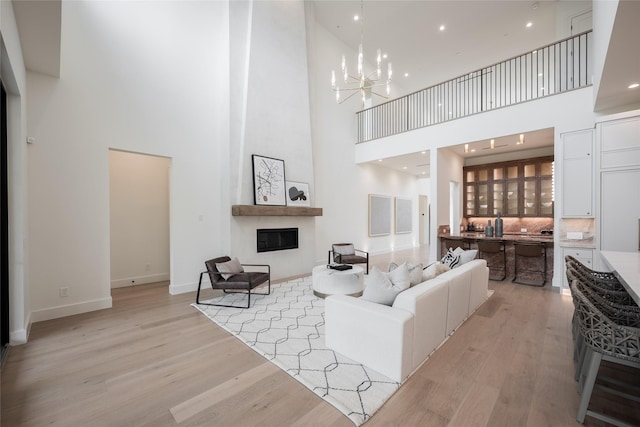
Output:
top-left (252, 155), bottom-right (286, 206)
top-left (286, 181), bottom-right (311, 207)
top-left (395, 197), bottom-right (412, 234)
top-left (368, 194), bottom-right (392, 237)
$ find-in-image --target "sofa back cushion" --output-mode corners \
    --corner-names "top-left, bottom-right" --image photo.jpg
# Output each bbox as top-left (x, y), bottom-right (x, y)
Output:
top-left (362, 265), bottom-right (410, 306)
top-left (389, 261), bottom-right (423, 287)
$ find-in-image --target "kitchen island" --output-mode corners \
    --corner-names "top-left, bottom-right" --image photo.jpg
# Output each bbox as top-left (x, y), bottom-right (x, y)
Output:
top-left (600, 251), bottom-right (640, 306)
top-left (439, 232), bottom-right (554, 284)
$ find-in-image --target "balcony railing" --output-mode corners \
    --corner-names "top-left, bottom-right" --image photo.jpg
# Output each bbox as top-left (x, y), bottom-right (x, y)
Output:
top-left (356, 30), bottom-right (592, 144)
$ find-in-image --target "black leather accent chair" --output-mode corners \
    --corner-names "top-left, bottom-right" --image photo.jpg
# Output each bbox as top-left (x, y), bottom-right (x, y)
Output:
top-left (196, 256), bottom-right (270, 309)
top-left (328, 243), bottom-right (369, 274)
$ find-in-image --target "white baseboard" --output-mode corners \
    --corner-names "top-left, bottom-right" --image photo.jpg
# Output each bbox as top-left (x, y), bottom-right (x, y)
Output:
top-left (10, 312), bottom-right (31, 345)
top-left (30, 297), bottom-right (113, 323)
top-left (111, 273), bottom-right (169, 288)
top-left (169, 280), bottom-right (201, 295)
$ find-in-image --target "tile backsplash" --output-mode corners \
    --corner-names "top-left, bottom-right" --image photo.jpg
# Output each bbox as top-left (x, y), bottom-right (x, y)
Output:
top-left (558, 218), bottom-right (595, 247)
top-left (464, 217), bottom-right (553, 234)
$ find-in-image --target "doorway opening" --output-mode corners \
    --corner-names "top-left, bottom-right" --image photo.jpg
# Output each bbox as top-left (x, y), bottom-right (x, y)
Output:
top-left (109, 150), bottom-right (170, 290)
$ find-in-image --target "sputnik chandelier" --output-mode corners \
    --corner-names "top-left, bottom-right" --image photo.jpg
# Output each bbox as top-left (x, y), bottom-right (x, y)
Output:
top-left (330, 0), bottom-right (392, 108)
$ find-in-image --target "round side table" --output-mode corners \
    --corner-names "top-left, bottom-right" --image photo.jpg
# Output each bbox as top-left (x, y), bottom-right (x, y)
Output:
top-left (312, 265), bottom-right (364, 298)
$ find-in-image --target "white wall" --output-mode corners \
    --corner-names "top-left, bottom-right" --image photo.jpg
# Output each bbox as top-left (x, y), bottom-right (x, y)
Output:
top-left (26, 0), bottom-right (229, 322)
top-left (109, 150), bottom-right (170, 288)
top-left (228, 0), bottom-right (317, 279)
top-left (310, 20), bottom-right (420, 262)
top-left (592, 0), bottom-right (619, 105)
top-left (436, 148), bottom-right (464, 243)
top-left (1, 0), bottom-right (30, 343)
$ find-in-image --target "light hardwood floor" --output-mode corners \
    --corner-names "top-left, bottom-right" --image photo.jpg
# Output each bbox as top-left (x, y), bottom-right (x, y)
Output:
top-left (1, 247), bottom-right (639, 426)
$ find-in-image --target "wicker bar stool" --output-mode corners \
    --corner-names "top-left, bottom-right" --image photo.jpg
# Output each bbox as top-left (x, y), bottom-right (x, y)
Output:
top-left (569, 278), bottom-right (640, 426)
top-left (568, 262), bottom-right (637, 307)
top-left (568, 267), bottom-right (640, 389)
top-left (441, 237), bottom-right (469, 257)
top-left (565, 255), bottom-right (625, 292)
top-left (513, 241), bottom-right (546, 286)
top-left (477, 240), bottom-right (506, 281)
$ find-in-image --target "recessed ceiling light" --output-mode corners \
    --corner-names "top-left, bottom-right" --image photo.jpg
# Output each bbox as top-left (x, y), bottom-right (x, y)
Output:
top-left (377, 159), bottom-right (383, 162)
top-left (471, 149), bottom-right (476, 152)
top-left (526, 22), bottom-right (533, 28)
top-left (382, 53), bottom-right (388, 59)
top-left (439, 25), bottom-right (445, 31)
top-left (353, 14), bottom-right (359, 21)
top-left (422, 171), bottom-right (426, 175)
top-left (629, 83), bottom-right (640, 89)
top-left (421, 151), bottom-right (426, 154)
top-left (403, 166), bottom-right (408, 170)
top-left (404, 72), bottom-right (409, 77)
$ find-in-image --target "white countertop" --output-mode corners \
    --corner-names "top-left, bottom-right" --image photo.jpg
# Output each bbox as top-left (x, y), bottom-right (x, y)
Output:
top-left (600, 251), bottom-right (640, 306)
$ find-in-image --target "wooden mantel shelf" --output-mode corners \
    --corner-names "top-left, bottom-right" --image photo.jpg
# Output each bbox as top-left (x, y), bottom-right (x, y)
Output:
top-left (231, 205), bottom-right (323, 217)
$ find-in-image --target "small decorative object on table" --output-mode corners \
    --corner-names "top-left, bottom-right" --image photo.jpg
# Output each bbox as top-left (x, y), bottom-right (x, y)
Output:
top-left (328, 264), bottom-right (353, 271)
top-left (485, 220), bottom-right (494, 237)
top-left (495, 212), bottom-right (504, 237)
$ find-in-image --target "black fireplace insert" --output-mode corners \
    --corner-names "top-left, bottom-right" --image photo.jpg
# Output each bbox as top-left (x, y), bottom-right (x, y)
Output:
top-left (257, 228), bottom-right (298, 252)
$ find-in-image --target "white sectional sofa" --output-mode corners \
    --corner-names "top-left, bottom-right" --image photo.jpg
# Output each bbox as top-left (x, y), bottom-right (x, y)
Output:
top-left (325, 259), bottom-right (489, 382)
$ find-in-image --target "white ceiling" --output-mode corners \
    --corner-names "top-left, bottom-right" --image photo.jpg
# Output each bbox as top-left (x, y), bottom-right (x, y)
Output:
top-left (375, 128), bottom-right (555, 177)
top-left (314, 0), bottom-right (560, 95)
top-left (10, 0), bottom-right (640, 177)
top-left (313, 0), bottom-right (640, 176)
top-left (12, 0), bottom-right (61, 78)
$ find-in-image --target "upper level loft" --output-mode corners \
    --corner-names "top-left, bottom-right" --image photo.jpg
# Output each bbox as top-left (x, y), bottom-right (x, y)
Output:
top-left (356, 31), bottom-right (592, 144)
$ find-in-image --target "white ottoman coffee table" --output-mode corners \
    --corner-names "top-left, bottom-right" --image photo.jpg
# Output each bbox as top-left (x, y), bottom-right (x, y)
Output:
top-left (312, 265), bottom-right (364, 298)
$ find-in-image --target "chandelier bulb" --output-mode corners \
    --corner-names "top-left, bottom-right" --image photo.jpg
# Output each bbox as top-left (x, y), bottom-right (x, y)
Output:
top-left (388, 62), bottom-right (393, 80)
top-left (331, 70), bottom-right (336, 89)
top-left (336, 87), bottom-right (340, 103)
top-left (344, 65), bottom-right (348, 83)
top-left (341, 55), bottom-right (346, 73)
top-left (358, 44), bottom-right (363, 77)
top-left (386, 81), bottom-right (391, 96)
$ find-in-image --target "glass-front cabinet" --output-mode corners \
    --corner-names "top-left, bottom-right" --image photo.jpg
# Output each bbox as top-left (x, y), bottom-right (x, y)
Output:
top-left (463, 156), bottom-right (554, 218)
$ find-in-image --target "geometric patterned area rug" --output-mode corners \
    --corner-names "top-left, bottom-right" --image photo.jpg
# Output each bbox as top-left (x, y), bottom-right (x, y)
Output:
top-left (192, 276), bottom-right (399, 426)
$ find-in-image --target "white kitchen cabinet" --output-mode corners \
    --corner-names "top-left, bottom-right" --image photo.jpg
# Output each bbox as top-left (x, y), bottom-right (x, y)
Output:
top-left (600, 169), bottom-right (640, 252)
top-left (600, 117), bottom-right (640, 169)
top-left (563, 247), bottom-right (593, 289)
top-left (562, 129), bottom-right (593, 217)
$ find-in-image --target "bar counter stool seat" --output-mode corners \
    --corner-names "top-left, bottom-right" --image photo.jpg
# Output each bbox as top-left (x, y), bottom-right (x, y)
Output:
top-left (569, 279), bottom-right (640, 427)
top-left (441, 237), bottom-right (470, 258)
top-left (477, 240), bottom-right (506, 281)
top-left (513, 241), bottom-right (547, 286)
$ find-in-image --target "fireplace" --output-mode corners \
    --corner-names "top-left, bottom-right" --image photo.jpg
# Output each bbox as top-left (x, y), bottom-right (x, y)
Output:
top-left (257, 228), bottom-right (299, 253)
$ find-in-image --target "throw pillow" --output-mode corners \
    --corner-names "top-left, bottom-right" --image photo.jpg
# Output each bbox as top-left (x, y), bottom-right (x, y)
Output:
top-left (453, 247), bottom-right (478, 265)
top-left (333, 244), bottom-right (355, 256)
top-left (362, 266), bottom-right (410, 306)
top-left (422, 261), bottom-right (451, 281)
top-left (389, 261), bottom-right (423, 286)
top-left (386, 262), bottom-right (411, 290)
top-left (216, 257), bottom-right (244, 280)
top-left (441, 248), bottom-right (461, 269)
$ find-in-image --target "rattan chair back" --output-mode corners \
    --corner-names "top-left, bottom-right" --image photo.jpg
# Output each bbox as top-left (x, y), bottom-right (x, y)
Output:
top-left (569, 279), bottom-right (640, 364)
